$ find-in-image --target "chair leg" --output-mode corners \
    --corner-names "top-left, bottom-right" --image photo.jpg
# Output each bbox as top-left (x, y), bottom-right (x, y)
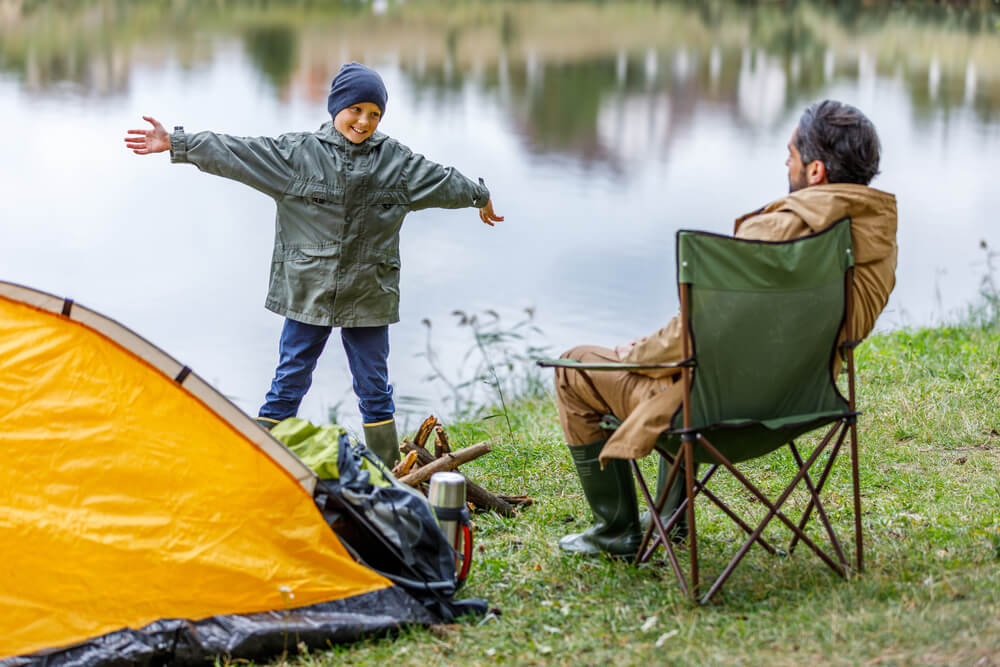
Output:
top-left (631, 460), bottom-right (688, 597)
top-left (632, 423), bottom-right (858, 603)
top-left (635, 452), bottom-right (685, 561)
top-left (697, 430), bottom-right (846, 604)
top-left (634, 437), bottom-right (701, 601)
top-left (789, 441), bottom-right (848, 569)
top-left (850, 422), bottom-right (864, 572)
top-left (684, 436), bottom-right (699, 599)
top-left (639, 461), bottom-right (780, 562)
top-left (697, 483), bottom-right (779, 556)
top-left (644, 458), bottom-right (691, 542)
top-left (788, 425), bottom-right (848, 555)
top-left (636, 455), bottom-right (782, 566)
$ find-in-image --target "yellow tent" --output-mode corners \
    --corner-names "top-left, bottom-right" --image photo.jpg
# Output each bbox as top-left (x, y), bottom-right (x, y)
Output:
top-left (0, 281), bottom-right (432, 663)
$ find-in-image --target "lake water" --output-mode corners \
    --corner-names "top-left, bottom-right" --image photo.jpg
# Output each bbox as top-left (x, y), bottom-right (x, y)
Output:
top-left (2, 1), bottom-right (998, 433)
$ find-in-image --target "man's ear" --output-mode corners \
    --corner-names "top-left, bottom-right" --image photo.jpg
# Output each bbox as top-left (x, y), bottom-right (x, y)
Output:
top-left (807, 160), bottom-right (828, 186)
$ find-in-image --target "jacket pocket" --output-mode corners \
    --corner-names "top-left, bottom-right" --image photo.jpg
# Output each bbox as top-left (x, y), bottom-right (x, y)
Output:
top-left (269, 245), bottom-right (341, 319)
top-left (368, 189), bottom-right (409, 211)
top-left (283, 179), bottom-right (345, 205)
top-left (373, 256), bottom-right (401, 296)
top-left (273, 244), bottom-right (340, 262)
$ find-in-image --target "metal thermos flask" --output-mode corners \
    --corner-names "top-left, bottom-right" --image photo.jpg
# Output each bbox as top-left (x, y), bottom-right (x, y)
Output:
top-left (428, 471), bottom-right (466, 549)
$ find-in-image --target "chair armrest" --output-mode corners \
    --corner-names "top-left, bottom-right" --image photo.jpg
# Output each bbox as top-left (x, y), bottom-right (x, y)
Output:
top-left (536, 358), bottom-right (694, 371)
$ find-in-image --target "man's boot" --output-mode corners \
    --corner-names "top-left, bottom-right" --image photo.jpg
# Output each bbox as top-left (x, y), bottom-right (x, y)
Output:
top-left (363, 419), bottom-right (400, 469)
top-left (640, 457), bottom-right (690, 543)
top-left (560, 440), bottom-right (642, 558)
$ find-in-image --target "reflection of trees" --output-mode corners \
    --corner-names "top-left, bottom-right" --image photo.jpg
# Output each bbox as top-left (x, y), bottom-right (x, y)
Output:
top-left (402, 53), bottom-right (703, 169)
top-left (3, 0), bottom-right (1000, 149)
top-left (517, 61), bottom-right (620, 158)
top-left (243, 24), bottom-right (299, 90)
top-left (0, 0), bottom-right (360, 93)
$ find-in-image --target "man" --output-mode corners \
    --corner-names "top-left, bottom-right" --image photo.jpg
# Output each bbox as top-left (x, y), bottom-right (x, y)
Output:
top-left (553, 100), bottom-right (898, 558)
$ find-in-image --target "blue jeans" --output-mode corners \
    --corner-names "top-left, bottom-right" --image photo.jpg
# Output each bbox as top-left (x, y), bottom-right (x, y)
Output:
top-left (258, 319), bottom-right (394, 424)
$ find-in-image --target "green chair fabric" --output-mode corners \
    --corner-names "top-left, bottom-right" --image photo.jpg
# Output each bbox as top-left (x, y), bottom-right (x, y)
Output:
top-left (539, 217), bottom-right (865, 602)
top-left (659, 219), bottom-right (854, 464)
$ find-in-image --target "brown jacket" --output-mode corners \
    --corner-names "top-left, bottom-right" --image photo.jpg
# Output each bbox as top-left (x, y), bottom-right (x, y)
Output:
top-left (600, 183), bottom-right (898, 464)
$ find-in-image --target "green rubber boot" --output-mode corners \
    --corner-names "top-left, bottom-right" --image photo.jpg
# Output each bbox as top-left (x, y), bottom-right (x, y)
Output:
top-left (255, 416), bottom-right (280, 431)
top-left (560, 440), bottom-right (642, 558)
top-left (640, 457), bottom-right (690, 543)
top-left (363, 419), bottom-right (400, 469)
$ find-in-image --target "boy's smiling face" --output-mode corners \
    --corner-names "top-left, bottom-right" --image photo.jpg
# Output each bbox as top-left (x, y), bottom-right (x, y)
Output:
top-left (333, 102), bottom-right (382, 143)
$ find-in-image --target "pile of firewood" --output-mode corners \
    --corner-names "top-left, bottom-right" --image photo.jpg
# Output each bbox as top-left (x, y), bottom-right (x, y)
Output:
top-left (390, 416), bottom-right (532, 518)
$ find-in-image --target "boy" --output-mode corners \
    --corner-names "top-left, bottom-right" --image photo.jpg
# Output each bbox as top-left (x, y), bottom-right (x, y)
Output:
top-left (125, 62), bottom-right (503, 467)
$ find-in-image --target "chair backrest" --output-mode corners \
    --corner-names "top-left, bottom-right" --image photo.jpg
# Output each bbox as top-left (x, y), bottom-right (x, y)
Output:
top-left (664, 218), bottom-right (854, 463)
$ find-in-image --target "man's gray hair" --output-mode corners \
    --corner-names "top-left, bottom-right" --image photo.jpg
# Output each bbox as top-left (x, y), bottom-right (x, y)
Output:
top-left (795, 100), bottom-right (881, 186)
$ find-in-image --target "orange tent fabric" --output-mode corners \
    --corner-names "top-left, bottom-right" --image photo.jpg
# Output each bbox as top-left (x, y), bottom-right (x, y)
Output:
top-left (0, 287), bottom-right (391, 660)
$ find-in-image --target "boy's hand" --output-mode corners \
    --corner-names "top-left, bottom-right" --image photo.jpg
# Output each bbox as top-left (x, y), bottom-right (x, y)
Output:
top-left (479, 200), bottom-right (504, 227)
top-left (124, 116), bottom-right (171, 155)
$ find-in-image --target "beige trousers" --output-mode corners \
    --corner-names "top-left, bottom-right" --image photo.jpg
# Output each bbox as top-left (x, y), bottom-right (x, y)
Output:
top-left (554, 345), bottom-right (677, 448)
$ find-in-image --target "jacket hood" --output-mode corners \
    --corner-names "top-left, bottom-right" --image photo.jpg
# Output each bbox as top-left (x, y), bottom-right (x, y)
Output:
top-left (315, 121), bottom-right (389, 150)
top-left (736, 183), bottom-right (897, 264)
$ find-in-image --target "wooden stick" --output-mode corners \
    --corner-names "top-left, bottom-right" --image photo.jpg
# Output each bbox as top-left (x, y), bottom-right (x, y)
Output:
top-left (391, 450), bottom-right (419, 477)
top-left (434, 425), bottom-right (452, 458)
top-left (400, 438), bottom-right (517, 517)
top-left (414, 415), bottom-right (438, 449)
top-left (466, 482), bottom-right (518, 517)
top-left (397, 441), bottom-right (493, 486)
top-left (465, 486), bottom-right (517, 519)
top-left (498, 494), bottom-right (534, 507)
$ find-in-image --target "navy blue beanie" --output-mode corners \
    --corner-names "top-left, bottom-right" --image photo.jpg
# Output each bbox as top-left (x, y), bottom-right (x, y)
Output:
top-left (327, 62), bottom-right (388, 119)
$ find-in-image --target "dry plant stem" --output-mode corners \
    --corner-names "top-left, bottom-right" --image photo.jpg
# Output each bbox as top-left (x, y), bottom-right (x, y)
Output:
top-left (414, 415), bottom-right (438, 449)
top-left (397, 441), bottom-right (494, 486)
top-left (471, 322), bottom-right (517, 448)
top-left (400, 438), bottom-right (517, 517)
top-left (434, 426), bottom-right (452, 458)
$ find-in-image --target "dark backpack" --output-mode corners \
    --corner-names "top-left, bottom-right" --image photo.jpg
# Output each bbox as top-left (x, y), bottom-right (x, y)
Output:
top-left (303, 428), bottom-right (486, 621)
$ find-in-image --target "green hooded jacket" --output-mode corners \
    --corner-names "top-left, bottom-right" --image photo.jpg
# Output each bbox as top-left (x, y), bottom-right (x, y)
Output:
top-left (169, 122), bottom-right (490, 327)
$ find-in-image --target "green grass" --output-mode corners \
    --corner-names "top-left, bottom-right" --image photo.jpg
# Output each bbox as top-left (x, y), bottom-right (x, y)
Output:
top-left (273, 324), bottom-right (1000, 666)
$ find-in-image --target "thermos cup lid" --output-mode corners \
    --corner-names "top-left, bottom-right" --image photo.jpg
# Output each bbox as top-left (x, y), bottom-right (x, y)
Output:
top-left (428, 471), bottom-right (467, 508)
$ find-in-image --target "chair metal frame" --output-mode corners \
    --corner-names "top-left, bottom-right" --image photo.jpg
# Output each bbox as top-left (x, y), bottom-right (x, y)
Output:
top-left (539, 223), bottom-right (865, 604)
top-left (631, 266), bottom-right (864, 604)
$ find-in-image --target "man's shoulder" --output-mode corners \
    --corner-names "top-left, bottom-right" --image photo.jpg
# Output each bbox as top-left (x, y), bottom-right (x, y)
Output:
top-left (791, 183), bottom-right (895, 204)
top-left (735, 183), bottom-right (897, 239)
top-left (750, 184), bottom-right (895, 221)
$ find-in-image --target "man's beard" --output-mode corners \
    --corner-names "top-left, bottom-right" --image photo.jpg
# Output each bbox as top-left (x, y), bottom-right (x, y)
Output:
top-left (788, 172), bottom-right (808, 193)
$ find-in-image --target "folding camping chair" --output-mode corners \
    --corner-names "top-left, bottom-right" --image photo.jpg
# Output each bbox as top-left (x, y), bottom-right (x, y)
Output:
top-left (543, 218), bottom-right (863, 604)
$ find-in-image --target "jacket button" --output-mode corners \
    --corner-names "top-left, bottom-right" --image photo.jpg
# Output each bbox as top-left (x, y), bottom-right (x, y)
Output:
top-left (345, 215), bottom-right (353, 222)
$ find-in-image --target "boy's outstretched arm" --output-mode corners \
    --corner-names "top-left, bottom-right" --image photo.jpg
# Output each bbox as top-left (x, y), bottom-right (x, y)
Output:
top-left (405, 153), bottom-right (499, 221)
top-left (124, 116), bottom-right (297, 199)
top-left (124, 116), bottom-right (171, 154)
top-left (478, 199), bottom-right (504, 227)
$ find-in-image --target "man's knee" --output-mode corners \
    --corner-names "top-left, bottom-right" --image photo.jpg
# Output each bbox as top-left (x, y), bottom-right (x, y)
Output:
top-left (560, 344), bottom-right (605, 363)
top-left (555, 346), bottom-right (583, 398)
top-left (555, 345), bottom-right (611, 394)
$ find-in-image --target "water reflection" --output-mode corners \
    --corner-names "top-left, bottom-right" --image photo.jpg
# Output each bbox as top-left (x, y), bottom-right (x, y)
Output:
top-left (5, 2), bottom-right (1000, 131)
top-left (2, 0), bottom-right (999, 430)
